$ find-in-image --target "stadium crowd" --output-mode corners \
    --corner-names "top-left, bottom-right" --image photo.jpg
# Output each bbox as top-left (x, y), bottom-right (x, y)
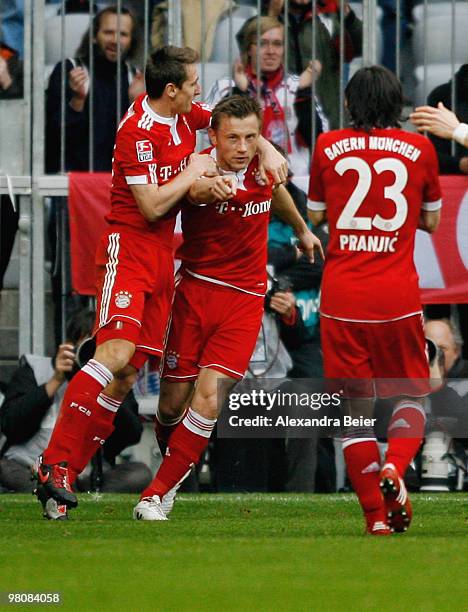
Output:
top-left (0, 1), bottom-right (467, 532)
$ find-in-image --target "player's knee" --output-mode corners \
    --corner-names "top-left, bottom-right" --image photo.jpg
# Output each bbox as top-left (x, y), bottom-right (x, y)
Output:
top-left (113, 366), bottom-right (138, 395)
top-left (158, 387), bottom-right (187, 420)
top-left (94, 340), bottom-right (135, 374)
top-left (192, 388), bottom-right (219, 420)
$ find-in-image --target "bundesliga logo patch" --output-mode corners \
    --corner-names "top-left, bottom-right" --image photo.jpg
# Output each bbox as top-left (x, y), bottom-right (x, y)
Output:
top-left (136, 140), bottom-right (153, 162)
top-left (115, 290), bottom-right (132, 308)
top-left (166, 350), bottom-right (179, 370)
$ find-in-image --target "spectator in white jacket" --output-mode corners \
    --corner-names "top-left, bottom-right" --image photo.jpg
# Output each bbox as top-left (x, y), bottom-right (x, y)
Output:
top-left (205, 16), bottom-right (328, 176)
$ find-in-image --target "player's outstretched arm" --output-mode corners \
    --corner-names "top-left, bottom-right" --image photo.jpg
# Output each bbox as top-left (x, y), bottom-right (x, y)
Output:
top-left (130, 153), bottom-right (217, 221)
top-left (418, 209), bottom-right (441, 234)
top-left (257, 137), bottom-right (288, 185)
top-left (188, 175), bottom-right (237, 205)
top-left (410, 102), bottom-right (468, 147)
top-left (271, 185), bottom-right (324, 262)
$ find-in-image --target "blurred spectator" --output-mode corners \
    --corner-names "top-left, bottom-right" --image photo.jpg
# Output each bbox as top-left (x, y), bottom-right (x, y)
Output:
top-left (268, 166), bottom-right (334, 492)
top-left (0, 41), bottom-right (22, 99)
top-left (425, 302), bottom-right (468, 362)
top-left (0, 309), bottom-right (151, 494)
top-left (151, 0), bottom-right (228, 60)
top-left (45, 5), bottom-right (144, 344)
top-left (0, 0), bottom-right (23, 58)
top-left (425, 319), bottom-right (468, 378)
top-left (378, 0), bottom-right (412, 74)
top-left (261, 0), bottom-right (363, 129)
top-left (206, 16), bottom-right (327, 176)
top-left (422, 65), bottom-right (468, 360)
top-left (214, 277), bottom-right (306, 492)
top-left (426, 64), bottom-right (468, 175)
top-left (0, 41), bottom-right (23, 295)
top-left (423, 318), bottom-right (468, 480)
top-left (45, 4), bottom-right (143, 172)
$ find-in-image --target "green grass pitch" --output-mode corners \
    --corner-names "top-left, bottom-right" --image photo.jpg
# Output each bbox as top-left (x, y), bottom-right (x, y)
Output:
top-left (0, 493), bottom-right (467, 611)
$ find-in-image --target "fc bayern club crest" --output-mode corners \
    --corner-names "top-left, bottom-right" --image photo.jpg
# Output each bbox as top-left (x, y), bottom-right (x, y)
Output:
top-left (115, 290), bottom-right (132, 308)
top-left (165, 350), bottom-right (179, 370)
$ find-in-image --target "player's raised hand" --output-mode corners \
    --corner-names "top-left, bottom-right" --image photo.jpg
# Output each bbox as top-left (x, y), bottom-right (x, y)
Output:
top-left (69, 67), bottom-right (89, 100)
top-left (188, 153), bottom-right (218, 178)
top-left (296, 228), bottom-right (325, 263)
top-left (209, 175), bottom-right (237, 201)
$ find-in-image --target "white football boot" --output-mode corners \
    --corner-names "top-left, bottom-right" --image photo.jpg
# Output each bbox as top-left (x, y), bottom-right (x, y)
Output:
top-left (161, 468), bottom-right (192, 516)
top-left (133, 495), bottom-right (168, 521)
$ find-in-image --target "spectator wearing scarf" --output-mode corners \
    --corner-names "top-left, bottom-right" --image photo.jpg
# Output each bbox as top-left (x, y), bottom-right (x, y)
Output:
top-left (206, 17), bottom-right (328, 177)
top-left (264, 0), bottom-right (363, 129)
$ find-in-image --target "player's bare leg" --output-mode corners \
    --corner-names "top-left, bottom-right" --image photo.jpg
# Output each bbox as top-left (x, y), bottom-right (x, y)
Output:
top-left (342, 398), bottom-right (391, 536)
top-left (380, 395), bottom-right (426, 532)
top-left (35, 339), bottom-right (136, 509)
top-left (134, 368), bottom-right (237, 520)
top-left (156, 380), bottom-right (195, 453)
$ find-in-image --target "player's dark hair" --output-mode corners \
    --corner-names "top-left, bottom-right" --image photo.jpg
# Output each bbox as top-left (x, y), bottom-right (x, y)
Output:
top-left (345, 65), bottom-right (404, 132)
top-left (76, 6), bottom-right (139, 60)
top-left (145, 46), bottom-right (199, 99)
top-left (211, 95), bottom-right (263, 130)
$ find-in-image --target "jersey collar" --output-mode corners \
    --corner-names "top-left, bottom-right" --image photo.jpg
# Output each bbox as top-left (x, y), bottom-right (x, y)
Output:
top-left (142, 96), bottom-right (181, 145)
top-left (210, 148), bottom-right (248, 191)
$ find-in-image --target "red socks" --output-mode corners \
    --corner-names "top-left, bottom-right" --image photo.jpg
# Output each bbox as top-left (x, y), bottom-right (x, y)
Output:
top-left (385, 400), bottom-right (426, 476)
top-left (67, 393), bottom-right (121, 483)
top-left (141, 408), bottom-right (216, 500)
top-left (343, 437), bottom-right (385, 525)
top-left (43, 359), bottom-right (113, 465)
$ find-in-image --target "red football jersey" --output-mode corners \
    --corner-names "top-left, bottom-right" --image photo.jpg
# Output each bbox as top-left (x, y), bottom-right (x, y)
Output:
top-left (308, 127), bottom-right (442, 321)
top-left (107, 94), bottom-right (211, 248)
top-left (177, 147), bottom-right (273, 295)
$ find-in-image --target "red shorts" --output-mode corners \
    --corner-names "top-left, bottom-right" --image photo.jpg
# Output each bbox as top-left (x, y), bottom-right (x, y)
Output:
top-left (161, 274), bottom-right (264, 380)
top-left (320, 313), bottom-right (430, 398)
top-left (93, 229), bottom-right (174, 366)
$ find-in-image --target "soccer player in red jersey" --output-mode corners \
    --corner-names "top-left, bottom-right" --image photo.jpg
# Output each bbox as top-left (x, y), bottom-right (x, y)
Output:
top-left (34, 47), bottom-right (289, 515)
top-left (308, 66), bottom-right (442, 535)
top-left (133, 95), bottom-right (323, 520)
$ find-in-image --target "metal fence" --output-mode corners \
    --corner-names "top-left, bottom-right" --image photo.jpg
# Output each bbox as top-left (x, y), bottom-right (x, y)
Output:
top-left (0, 0), bottom-right (465, 356)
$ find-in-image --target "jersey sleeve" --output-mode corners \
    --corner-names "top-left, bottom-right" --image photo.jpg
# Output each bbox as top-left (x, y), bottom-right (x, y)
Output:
top-left (307, 138), bottom-right (326, 211)
top-left (421, 139), bottom-right (442, 211)
top-left (187, 101), bottom-right (212, 131)
top-left (114, 123), bottom-right (159, 186)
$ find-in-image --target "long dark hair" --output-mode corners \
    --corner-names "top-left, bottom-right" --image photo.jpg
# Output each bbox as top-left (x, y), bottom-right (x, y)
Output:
top-left (75, 5), bottom-right (139, 61)
top-left (345, 65), bottom-right (404, 132)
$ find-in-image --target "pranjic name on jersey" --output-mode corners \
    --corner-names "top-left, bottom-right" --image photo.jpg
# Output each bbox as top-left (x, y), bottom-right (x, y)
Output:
top-left (339, 233), bottom-right (399, 253)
